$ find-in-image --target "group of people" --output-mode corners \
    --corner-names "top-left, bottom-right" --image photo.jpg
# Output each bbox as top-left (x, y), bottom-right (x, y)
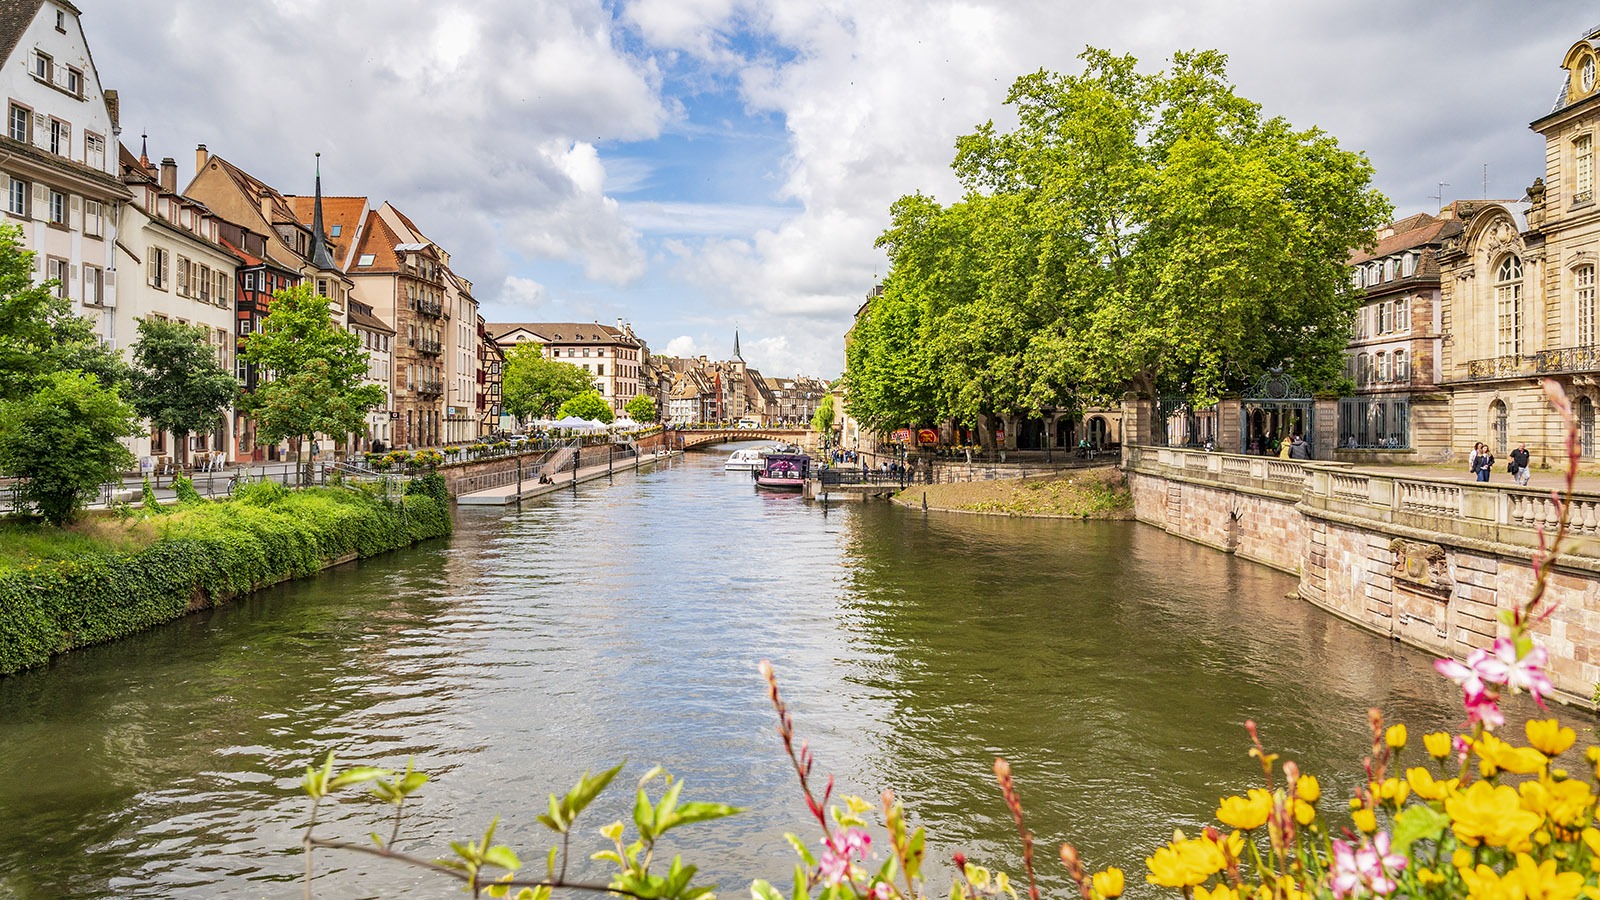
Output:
top-left (1275, 434), bottom-right (1312, 460)
top-left (1469, 441), bottom-right (1531, 485)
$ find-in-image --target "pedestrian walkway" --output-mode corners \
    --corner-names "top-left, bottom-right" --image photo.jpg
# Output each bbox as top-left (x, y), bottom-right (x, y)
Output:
top-left (1341, 459), bottom-right (1600, 494)
top-left (455, 450), bottom-right (681, 506)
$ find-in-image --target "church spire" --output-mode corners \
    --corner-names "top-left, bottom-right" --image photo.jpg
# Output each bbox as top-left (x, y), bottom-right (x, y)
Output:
top-left (309, 152), bottom-right (336, 270)
top-left (734, 327), bottom-right (742, 361)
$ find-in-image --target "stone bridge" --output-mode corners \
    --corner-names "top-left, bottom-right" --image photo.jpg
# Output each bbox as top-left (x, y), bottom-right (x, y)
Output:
top-left (671, 428), bottom-right (817, 452)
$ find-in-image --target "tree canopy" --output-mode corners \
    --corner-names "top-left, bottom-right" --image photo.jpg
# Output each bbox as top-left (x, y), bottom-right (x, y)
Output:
top-left (557, 390), bottom-right (614, 423)
top-left (129, 317), bottom-right (240, 464)
top-left (0, 224), bottom-right (124, 400)
top-left (845, 49), bottom-right (1390, 440)
top-left (0, 370), bottom-right (138, 525)
top-left (624, 393), bottom-right (658, 423)
top-left (241, 285), bottom-right (384, 474)
top-left (812, 395), bottom-right (835, 435)
top-left (502, 342), bottom-right (596, 421)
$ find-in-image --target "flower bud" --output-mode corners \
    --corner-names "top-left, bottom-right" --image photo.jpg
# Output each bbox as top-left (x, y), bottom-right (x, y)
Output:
top-left (1385, 724), bottom-right (1407, 750)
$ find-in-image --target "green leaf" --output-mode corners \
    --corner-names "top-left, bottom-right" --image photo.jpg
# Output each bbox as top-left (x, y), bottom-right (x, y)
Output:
top-left (752, 879), bottom-right (785, 900)
top-left (483, 844), bottom-right (522, 872)
top-left (1391, 804), bottom-right (1450, 856)
top-left (329, 766), bottom-right (391, 790)
top-left (667, 801), bottom-right (743, 830)
top-left (633, 787), bottom-right (656, 840)
top-left (784, 833), bottom-right (818, 867)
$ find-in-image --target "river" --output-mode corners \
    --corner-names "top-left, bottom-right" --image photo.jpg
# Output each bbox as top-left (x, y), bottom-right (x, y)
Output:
top-left (0, 447), bottom-right (1510, 898)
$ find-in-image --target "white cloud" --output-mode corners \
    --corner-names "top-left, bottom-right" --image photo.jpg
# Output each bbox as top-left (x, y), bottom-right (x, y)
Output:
top-left (664, 335), bottom-right (704, 356)
top-left (501, 276), bottom-right (549, 308)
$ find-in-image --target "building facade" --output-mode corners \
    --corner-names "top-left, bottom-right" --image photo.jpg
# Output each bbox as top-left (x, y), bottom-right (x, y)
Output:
top-left (489, 321), bottom-right (645, 414)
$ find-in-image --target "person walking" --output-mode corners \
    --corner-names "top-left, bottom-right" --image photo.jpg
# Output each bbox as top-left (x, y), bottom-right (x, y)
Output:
top-left (1511, 441), bottom-right (1532, 486)
top-left (1288, 434), bottom-right (1311, 460)
top-left (1278, 435), bottom-right (1292, 459)
top-left (1470, 441), bottom-right (1495, 483)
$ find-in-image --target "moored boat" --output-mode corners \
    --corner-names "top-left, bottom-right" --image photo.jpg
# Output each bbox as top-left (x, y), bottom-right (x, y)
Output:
top-left (752, 452), bottom-right (809, 491)
top-left (724, 447), bottom-right (769, 471)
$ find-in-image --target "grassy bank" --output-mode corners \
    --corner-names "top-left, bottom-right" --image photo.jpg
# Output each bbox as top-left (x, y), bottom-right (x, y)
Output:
top-left (0, 476), bottom-right (452, 675)
top-left (895, 466), bottom-right (1132, 518)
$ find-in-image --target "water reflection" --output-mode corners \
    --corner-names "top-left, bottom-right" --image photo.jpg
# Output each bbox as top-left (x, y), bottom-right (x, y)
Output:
top-left (0, 449), bottom-right (1525, 898)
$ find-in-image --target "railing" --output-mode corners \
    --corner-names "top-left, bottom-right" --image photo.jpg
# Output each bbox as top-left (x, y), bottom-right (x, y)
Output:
top-left (1466, 354), bottom-right (1535, 380)
top-left (1535, 345), bottom-right (1600, 376)
top-left (417, 380), bottom-right (444, 396)
top-left (419, 339), bottom-right (443, 356)
top-left (819, 468), bottom-right (910, 487)
top-left (1396, 480), bottom-right (1462, 517)
top-left (416, 298), bottom-right (443, 318)
top-left (1330, 472), bottom-right (1370, 501)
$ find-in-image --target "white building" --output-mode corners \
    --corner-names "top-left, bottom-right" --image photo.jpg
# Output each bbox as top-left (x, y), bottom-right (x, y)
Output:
top-left (115, 141), bottom-right (240, 465)
top-left (347, 298), bottom-right (394, 451)
top-left (0, 0), bottom-right (127, 343)
top-left (488, 321), bottom-right (646, 414)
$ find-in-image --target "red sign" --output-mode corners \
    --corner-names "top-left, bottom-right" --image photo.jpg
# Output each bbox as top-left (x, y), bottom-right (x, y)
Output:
top-left (892, 428), bottom-right (913, 444)
top-left (917, 428), bottom-right (938, 445)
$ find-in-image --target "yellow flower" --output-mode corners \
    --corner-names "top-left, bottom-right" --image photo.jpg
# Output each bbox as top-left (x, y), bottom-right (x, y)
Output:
top-left (1195, 886), bottom-right (1239, 900)
top-left (1452, 848), bottom-right (1474, 870)
top-left (1352, 808), bottom-right (1377, 833)
top-left (1145, 838), bottom-right (1216, 888)
top-left (1518, 777), bottom-right (1594, 831)
top-left (1295, 775), bottom-right (1321, 805)
top-left (1406, 767), bottom-right (1459, 802)
top-left (1091, 868), bottom-right (1124, 899)
top-left (1216, 789), bottom-right (1273, 831)
top-left (1476, 733), bottom-right (1549, 777)
top-left (1416, 867), bottom-right (1445, 887)
top-left (1425, 731), bottom-right (1454, 759)
top-left (1447, 780), bottom-right (1543, 850)
top-left (1525, 719), bottom-right (1577, 757)
top-left (1370, 777), bottom-right (1410, 807)
top-left (1293, 800), bottom-right (1316, 826)
top-left (1386, 724), bottom-right (1407, 750)
top-left (1458, 853), bottom-right (1585, 900)
top-left (1253, 876), bottom-right (1305, 900)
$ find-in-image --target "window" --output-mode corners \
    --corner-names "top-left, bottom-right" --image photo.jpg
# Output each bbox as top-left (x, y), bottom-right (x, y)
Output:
top-left (1586, 56), bottom-right (1598, 93)
top-left (1383, 258), bottom-right (1396, 281)
top-left (597, 364), bottom-right (604, 377)
top-left (238, 319), bottom-right (252, 336)
top-left (46, 256), bottom-right (66, 297)
top-left (83, 265), bottom-right (102, 306)
top-left (1578, 134), bottom-right (1595, 204)
top-left (1496, 254), bottom-right (1524, 356)
top-left (357, 253), bottom-right (374, 267)
top-left (1356, 352), bottom-right (1370, 387)
top-left (316, 278), bottom-right (327, 297)
top-left (1579, 265), bottom-right (1597, 347)
top-left (1394, 349), bottom-right (1408, 383)
top-left (7, 177), bottom-right (27, 217)
top-left (47, 189), bottom-right (65, 225)
top-left (83, 199), bottom-right (101, 236)
top-left (149, 246), bottom-right (170, 290)
top-left (217, 270), bottom-right (231, 305)
top-left (1402, 253), bottom-right (1416, 277)
top-left (176, 257), bottom-right (190, 296)
top-left (8, 104), bottom-right (28, 143)
top-left (65, 67), bottom-right (80, 97)
top-left (1376, 301), bottom-right (1391, 334)
top-left (330, 224), bottom-right (341, 237)
top-left (199, 265), bottom-right (211, 301)
top-left (32, 51), bottom-right (50, 83)
top-left (54, 9), bottom-right (64, 32)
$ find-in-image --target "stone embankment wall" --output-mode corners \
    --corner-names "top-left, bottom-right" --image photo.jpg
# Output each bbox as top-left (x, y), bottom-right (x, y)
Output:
top-left (440, 431), bottom-right (669, 497)
top-left (1125, 445), bottom-right (1600, 706)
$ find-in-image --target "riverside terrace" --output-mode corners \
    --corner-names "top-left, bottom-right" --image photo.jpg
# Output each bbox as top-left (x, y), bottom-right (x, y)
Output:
top-left (1122, 445), bottom-right (1600, 707)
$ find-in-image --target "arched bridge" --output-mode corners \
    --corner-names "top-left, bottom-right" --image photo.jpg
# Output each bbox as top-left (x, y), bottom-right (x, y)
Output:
top-left (671, 428), bottom-right (817, 452)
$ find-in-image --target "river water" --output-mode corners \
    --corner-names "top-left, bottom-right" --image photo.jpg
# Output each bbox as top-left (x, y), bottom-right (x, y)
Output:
top-left (0, 447), bottom-right (1508, 898)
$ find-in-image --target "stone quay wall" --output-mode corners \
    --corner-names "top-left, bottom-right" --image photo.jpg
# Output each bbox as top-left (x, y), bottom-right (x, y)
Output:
top-left (1125, 445), bottom-right (1600, 706)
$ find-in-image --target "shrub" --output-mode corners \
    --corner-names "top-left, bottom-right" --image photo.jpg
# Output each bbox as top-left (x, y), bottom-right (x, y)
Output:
top-left (171, 474), bottom-right (203, 504)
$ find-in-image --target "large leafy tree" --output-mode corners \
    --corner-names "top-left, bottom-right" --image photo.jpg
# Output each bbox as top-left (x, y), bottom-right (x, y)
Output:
top-left (556, 390), bottom-right (614, 423)
top-left (0, 371), bottom-right (138, 525)
top-left (0, 224), bottom-right (125, 400)
top-left (624, 393), bottom-right (658, 423)
top-left (129, 317), bottom-right (240, 466)
top-left (241, 284), bottom-right (384, 482)
top-left (811, 395), bottom-right (835, 435)
top-left (849, 49), bottom-right (1389, 441)
top-left (502, 341), bottom-right (595, 421)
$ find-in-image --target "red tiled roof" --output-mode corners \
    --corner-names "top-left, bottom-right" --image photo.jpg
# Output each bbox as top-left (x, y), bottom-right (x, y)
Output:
top-left (1349, 215), bottom-right (1464, 265)
top-left (285, 194), bottom-right (367, 264)
top-left (352, 213), bottom-right (403, 273)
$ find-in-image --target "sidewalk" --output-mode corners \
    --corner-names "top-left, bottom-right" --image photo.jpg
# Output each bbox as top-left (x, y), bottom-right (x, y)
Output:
top-left (1339, 460), bottom-right (1600, 493)
top-left (456, 450), bottom-right (681, 506)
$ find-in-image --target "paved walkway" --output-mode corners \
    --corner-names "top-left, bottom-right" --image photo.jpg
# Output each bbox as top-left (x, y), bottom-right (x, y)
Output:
top-left (1336, 460), bottom-right (1600, 493)
top-left (456, 450), bottom-right (681, 505)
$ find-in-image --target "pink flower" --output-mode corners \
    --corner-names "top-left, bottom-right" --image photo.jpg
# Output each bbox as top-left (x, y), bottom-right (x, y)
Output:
top-left (1463, 691), bottom-right (1505, 730)
top-left (1331, 833), bottom-right (1406, 898)
top-left (818, 828), bottom-right (872, 886)
top-left (1435, 655), bottom-right (1486, 698)
top-left (1477, 639), bottom-right (1554, 705)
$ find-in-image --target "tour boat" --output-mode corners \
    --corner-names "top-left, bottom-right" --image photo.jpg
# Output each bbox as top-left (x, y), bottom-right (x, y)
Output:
top-left (752, 452), bottom-right (810, 491)
top-left (724, 447), bottom-right (769, 471)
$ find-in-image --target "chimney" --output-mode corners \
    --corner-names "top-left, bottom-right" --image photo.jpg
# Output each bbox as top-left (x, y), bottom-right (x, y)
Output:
top-left (159, 157), bottom-right (177, 193)
top-left (195, 143), bottom-right (208, 175)
top-left (616, 317), bottom-right (623, 332)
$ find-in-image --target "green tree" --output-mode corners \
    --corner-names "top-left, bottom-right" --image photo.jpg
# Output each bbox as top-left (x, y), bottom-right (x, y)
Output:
top-left (811, 395), bottom-right (835, 434)
top-left (241, 285), bottom-right (385, 483)
top-left (624, 393), bottom-right (658, 423)
top-left (0, 224), bottom-right (125, 400)
top-left (501, 341), bottom-right (595, 421)
top-left (557, 390), bottom-right (614, 423)
top-left (0, 370), bottom-right (138, 525)
top-left (129, 317), bottom-right (240, 467)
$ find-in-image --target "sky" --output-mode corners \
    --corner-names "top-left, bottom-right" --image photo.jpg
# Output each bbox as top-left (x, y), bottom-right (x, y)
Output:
top-left (77, 0), bottom-right (1600, 378)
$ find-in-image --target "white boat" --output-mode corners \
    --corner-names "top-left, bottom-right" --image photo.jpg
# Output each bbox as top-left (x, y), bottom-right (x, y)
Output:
top-left (724, 448), bottom-right (769, 471)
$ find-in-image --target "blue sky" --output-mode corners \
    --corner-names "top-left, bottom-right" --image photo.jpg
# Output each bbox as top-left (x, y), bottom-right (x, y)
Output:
top-left (79, 0), bottom-right (1600, 377)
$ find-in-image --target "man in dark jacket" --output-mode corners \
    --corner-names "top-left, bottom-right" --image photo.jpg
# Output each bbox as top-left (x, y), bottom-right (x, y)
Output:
top-left (1288, 434), bottom-right (1311, 460)
top-left (1510, 442), bottom-right (1531, 486)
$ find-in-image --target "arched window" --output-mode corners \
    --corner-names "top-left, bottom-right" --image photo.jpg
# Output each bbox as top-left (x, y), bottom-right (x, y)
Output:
top-left (1376, 351), bottom-right (1390, 382)
top-left (1394, 349), bottom-right (1408, 383)
top-left (1384, 258), bottom-right (1396, 281)
top-left (1496, 255), bottom-right (1523, 356)
top-left (1491, 400), bottom-right (1509, 456)
top-left (1356, 352), bottom-right (1370, 387)
top-left (1578, 264), bottom-right (1596, 347)
top-left (1402, 253), bottom-right (1417, 277)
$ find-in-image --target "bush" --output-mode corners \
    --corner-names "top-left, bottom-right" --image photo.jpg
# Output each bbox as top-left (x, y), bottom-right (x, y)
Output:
top-left (171, 474), bottom-right (203, 504)
top-left (0, 484), bottom-right (453, 674)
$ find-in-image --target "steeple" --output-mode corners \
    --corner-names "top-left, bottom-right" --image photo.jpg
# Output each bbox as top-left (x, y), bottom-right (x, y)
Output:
top-left (734, 327), bottom-right (742, 361)
top-left (309, 152), bottom-right (337, 270)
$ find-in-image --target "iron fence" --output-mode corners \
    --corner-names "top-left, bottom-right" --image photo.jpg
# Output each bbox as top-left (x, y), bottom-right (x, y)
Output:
top-left (1336, 395), bottom-right (1411, 449)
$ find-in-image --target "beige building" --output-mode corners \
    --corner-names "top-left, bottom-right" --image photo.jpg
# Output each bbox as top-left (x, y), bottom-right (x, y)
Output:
top-left (489, 321), bottom-right (646, 415)
top-left (1437, 26), bottom-right (1600, 465)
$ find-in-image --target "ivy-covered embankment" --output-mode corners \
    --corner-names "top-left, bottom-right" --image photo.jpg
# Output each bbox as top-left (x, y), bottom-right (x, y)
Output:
top-left (0, 475), bottom-right (452, 675)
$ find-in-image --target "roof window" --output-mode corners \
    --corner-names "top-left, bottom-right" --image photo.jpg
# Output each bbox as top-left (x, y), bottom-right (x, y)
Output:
top-left (357, 253), bottom-right (375, 267)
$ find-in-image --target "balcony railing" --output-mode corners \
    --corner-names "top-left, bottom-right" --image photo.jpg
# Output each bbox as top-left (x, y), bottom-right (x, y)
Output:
top-left (417, 380), bottom-right (444, 397)
top-left (416, 298), bottom-right (443, 318)
top-left (1535, 345), bottom-right (1600, 375)
top-left (1465, 354), bottom-right (1536, 380)
top-left (419, 339), bottom-right (443, 356)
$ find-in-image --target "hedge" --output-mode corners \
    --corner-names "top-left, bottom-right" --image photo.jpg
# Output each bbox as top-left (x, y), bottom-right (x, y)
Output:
top-left (0, 477), bottom-right (452, 675)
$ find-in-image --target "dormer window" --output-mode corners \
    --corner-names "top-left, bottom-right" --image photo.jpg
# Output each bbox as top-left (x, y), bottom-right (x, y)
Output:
top-left (1401, 253), bottom-right (1416, 277)
top-left (1585, 55), bottom-right (1597, 93)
